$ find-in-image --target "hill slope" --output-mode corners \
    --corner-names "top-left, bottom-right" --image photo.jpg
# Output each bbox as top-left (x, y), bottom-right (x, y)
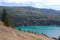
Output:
top-left (0, 21), bottom-right (55, 40)
top-left (0, 6), bottom-right (60, 25)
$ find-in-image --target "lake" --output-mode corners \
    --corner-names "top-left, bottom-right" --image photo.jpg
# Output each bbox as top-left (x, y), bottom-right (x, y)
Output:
top-left (15, 26), bottom-right (60, 38)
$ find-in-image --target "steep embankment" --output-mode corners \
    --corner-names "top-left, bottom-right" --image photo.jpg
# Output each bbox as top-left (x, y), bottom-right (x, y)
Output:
top-left (0, 21), bottom-right (55, 40)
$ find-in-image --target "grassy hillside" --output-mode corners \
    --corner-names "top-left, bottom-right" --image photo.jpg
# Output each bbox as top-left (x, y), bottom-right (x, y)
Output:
top-left (0, 6), bottom-right (60, 26)
top-left (0, 21), bottom-right (55, 40)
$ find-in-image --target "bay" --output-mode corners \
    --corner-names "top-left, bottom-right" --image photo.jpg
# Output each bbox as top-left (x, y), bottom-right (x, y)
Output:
top-left (15, 26), bottom-right (60, 38)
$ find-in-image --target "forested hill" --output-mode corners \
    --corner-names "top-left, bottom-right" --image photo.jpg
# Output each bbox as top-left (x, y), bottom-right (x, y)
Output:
top-left (0, 6), bottom-right (60, 26)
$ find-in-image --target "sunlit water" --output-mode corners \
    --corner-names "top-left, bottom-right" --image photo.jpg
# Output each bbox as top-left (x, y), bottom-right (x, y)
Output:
top-left (15, 26), bottom-right (60, 38)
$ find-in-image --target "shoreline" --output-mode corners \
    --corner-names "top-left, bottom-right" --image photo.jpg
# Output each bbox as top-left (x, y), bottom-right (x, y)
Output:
top-left (22, 30), bottom-right (57, 40)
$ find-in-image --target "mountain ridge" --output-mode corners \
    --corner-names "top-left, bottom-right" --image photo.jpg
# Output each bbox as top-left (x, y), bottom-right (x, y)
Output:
top-left (0, 6), bottom-right (60, 26)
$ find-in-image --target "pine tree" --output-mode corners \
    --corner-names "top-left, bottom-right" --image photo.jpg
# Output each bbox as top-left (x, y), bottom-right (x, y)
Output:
top-left (1, 9), bottom-right (14, 28)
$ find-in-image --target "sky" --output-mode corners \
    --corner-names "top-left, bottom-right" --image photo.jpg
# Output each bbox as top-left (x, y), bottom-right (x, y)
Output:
top-left (0, 0), bottom-right (60, 10)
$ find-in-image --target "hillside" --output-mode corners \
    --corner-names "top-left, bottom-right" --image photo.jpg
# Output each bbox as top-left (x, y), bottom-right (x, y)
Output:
top-left (0, 21), bottom-right (55, 40)
top-left (0, 6), bottom-right (60, 26)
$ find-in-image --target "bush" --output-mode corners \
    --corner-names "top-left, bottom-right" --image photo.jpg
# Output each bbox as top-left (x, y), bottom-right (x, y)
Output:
top-left (19, 28), bottom-right (21, 31)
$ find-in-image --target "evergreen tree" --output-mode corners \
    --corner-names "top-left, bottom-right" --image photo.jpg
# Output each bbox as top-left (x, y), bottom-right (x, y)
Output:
top-left (1, 9), bottom-right (14, 28)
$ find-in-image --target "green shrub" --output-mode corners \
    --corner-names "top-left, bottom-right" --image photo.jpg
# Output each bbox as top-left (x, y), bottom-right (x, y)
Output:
top-left (19, 28), bottom-right (21, 31)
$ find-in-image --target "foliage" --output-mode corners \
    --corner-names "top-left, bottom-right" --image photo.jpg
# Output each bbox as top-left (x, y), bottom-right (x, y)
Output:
top-left (19, 28), bottom-right (21, 31)
top-left (1, 9), bottom-right (14, 28)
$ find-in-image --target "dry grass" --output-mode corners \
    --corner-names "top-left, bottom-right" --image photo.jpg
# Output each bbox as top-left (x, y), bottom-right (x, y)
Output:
top-left (0, 22), bottom-right (55, 40)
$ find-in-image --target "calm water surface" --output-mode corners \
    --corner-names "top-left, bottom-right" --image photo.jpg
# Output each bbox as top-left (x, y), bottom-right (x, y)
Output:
top-left (15, 26), bottom-right (60, 38)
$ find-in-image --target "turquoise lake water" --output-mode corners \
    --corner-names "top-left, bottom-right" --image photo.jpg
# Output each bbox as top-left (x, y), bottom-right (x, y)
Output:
top-left (15, 26), bottom-right (60, 38)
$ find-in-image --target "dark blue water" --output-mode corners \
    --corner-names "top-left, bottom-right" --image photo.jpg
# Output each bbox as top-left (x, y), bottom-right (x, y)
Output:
top-left (15, 26), bottom-right (60, 38)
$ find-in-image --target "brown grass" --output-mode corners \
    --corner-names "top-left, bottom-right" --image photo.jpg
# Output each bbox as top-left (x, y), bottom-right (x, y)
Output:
top-left (0, 22), bottom-right (55, 40)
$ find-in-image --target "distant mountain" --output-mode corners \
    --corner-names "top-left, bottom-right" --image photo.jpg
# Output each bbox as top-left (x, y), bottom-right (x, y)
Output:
top-left (0, 6), bottom-right (60, 26)
top-left (22, 6), bottom-right (60, 16)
